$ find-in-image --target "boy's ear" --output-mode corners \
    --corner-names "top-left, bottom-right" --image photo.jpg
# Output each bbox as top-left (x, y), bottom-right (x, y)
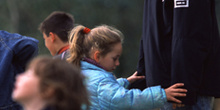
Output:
top-left (94, 51), bottom-right (100, 63)
top-left (49, 32), bottom-right (56, 42)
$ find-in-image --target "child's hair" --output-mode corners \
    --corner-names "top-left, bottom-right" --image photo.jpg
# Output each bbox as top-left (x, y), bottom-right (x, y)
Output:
top-left (27, 56), bottom-right (90, 110)
top-left (38, 11), bottom-right (74, 42)
top-left (67, 25), bottom-right (124, 67)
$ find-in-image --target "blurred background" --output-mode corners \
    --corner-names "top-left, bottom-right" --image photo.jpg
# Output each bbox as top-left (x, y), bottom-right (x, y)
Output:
top-left (0, 0), bottom-right (220, 78)
top-left (0, 0), bottom-right (144, 77)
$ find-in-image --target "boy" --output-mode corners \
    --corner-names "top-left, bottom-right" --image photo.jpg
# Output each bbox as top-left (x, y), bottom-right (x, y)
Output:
top-left (39, 11), bottom-right (74, 59)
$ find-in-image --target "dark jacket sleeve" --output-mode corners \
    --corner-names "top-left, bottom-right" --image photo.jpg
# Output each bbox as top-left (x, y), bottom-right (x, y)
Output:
top-left (128, 37), bottom-right (147, 90)
top-left (136, 37), bottom-right (146, 76)
top-left (13, 37), bottom-right (39, 73)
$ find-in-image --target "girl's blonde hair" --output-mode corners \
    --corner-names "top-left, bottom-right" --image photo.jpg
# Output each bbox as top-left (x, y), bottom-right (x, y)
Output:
top-left (67, 25), bottom-right (124, 67)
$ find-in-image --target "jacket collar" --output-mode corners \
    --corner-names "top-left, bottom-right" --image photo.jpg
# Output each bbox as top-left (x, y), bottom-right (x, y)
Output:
top-left (56, 45), bottom-right (69, 55)
top-left (81, 61), bottom-right (108, 72)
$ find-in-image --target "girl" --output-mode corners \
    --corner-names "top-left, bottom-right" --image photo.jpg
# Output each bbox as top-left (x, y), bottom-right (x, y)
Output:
top-left (12, 56), bottom-right (90, 110)
top-left (67, 25), bottom-right (187, 110)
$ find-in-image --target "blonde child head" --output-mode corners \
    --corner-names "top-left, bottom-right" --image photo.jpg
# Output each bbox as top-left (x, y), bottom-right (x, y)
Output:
top-left (67, 25), bottom-right (124, 69)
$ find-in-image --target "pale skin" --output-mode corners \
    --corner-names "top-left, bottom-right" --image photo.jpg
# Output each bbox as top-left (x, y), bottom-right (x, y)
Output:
top-left (165, 83), bottom-right (187, 107)
top-left (12, 70), bottom-right (49, 110)
top-left (127, 71), bottom-right (145, 84)
top-left (92, 42), bottom-right (187, 105)
top-left (43, 32), bottom-right (69, 56)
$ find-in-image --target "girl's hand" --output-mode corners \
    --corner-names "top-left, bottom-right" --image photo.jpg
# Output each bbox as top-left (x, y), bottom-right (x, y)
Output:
top-left (165, 83), bottom-right (187, 103)
top-left (127, 71), bottom-right (145, 84)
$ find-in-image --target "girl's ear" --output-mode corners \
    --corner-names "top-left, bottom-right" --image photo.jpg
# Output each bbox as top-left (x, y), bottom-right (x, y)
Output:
top-left (94, 51), bottom-right (100, 63)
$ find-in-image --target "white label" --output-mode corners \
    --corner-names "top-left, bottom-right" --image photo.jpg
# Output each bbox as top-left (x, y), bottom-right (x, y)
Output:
top-left (174, 0), bottom-right (189, 8)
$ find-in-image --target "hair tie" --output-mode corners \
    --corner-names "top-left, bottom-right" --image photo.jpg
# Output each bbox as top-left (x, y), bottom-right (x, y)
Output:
top-left (83, 27), bottom-right (91, 34)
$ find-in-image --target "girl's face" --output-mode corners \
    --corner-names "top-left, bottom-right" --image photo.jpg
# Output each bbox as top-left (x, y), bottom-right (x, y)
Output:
top-left (12, 69), bottom-right (42, 103)
top-left (98, 43), bottom-right (122, 72)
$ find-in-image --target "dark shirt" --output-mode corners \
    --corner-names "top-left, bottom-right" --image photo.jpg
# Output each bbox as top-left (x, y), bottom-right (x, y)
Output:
top-left (130, 0), bottom-right (220, 105)
top-left (42, 106), bottom-right (55, 110)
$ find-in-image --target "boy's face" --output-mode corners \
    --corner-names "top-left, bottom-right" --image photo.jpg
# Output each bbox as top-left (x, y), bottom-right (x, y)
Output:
top-left (12, 69), bottom-right (42, 103)
top-left (98, 42), bottom-right (122, 72)
top-left (43, 32), bottom-right (56, 56)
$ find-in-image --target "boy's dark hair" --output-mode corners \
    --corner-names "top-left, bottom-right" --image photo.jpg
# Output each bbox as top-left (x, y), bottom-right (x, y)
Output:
top-left (39, 11), bottom-right (74, 42)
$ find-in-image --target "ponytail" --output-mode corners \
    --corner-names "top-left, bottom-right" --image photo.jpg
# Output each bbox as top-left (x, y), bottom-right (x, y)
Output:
top-left (67, 25), bottom-right (89, 67)
top-left (67, 24), bottom-right (123, 68)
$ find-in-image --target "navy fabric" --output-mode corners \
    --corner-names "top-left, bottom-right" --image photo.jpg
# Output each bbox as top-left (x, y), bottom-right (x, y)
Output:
top-left (139, 0), bottom-right (172, 88)
top-left (42, 106), bottom-right (55, 110)
top-left (0, 30), bottom-right (38, 109)
top-left (129, 0), bottom-right (172, 89)
top-left (129, 0), bottom-right (220, 105)
top-left (171, 0), bottom-right (220, 104)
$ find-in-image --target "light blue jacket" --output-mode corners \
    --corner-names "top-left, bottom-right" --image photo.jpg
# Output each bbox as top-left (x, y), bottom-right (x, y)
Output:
top-left (81, 61), bottom-right (167, 110)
